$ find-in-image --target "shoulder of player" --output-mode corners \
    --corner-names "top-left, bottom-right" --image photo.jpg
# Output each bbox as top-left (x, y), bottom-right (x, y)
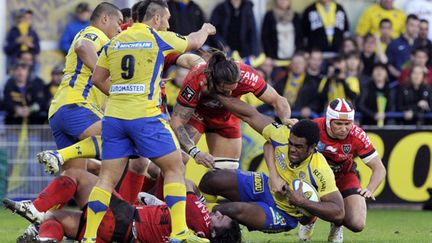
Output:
top-left (349, 125), bottom-right (372, 146)
top-left (237, 63), bottom-right (262, 87)
top-left (79, 26), bottom-right (106, 42)
top-left (309, 152), bottom-right (333, 176)
top-left (183, 66), bottom-right (205, 87)
top-left (264, 123), bottom-right (290, 142)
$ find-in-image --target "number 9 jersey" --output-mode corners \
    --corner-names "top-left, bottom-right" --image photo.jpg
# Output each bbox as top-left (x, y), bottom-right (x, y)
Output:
top-left (96, 23), bottom-right (188, 120)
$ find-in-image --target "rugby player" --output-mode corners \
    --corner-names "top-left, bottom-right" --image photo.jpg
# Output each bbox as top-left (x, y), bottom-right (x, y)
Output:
top-left (198, 94), bottom-right (344, 232)
top-left (298, 98), bottom-right (386, 242)
top-left (171, 51), bottom-right (293, 170)
top-left (5, 166), bottom-right (240, 243)
top-left (37, 2), bottom-right (205, 175)
top-left (84, 1), bottom-right (216, 242)
top-left (37, 2), bottom-right (123, 174)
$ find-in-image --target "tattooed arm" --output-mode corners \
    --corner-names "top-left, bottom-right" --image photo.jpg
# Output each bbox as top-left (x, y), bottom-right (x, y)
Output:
top-left (171, 103), bottom-right (196, 151)
top-left (170, 103), bottom-right (214, 168)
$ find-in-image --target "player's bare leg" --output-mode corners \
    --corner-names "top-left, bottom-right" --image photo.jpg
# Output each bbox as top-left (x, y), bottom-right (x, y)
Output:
top-left (38, 121), bottom-right (102, 174)
top-left (206, 133), bottom-right (241, 169)
top-left (342, 195), bottom-right (366, 232)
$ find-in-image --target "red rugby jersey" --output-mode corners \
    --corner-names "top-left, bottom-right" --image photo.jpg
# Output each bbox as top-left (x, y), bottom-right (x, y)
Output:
top-left (177, 62), bottom-right (267, 119)
top-left (314, 117), bottom-right (377, 176)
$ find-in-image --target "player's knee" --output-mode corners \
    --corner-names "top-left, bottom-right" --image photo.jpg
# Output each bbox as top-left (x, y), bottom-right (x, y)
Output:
top-left (160, 160), bottom-right (185, 177)
top-left (199, 170), bottom-right (221, 193)
top-left (345, 219), bottom-right (365, 232)
top-left (129, 158), bottom-right (150, 175)
top-left (61, 167), bottom-right (84, 181)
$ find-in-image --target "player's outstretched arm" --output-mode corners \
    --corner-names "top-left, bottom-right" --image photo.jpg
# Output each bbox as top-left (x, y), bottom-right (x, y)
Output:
top-left (285, 183), bottom-right (345, 225)
top-left (215, 94), bottom-right (273, 134)
top-left (257, 85), bottom-right (295, 126)
top-left (74, 39), bottom-right (98, 71)
top-left (176, 53), bottom-right (205, 69)
top-left (360, 156), bottom-right (386, 200)
top-left (185, 23), bottom-right (216, 52)
top-left (263, 142), bottom-right (287, 194)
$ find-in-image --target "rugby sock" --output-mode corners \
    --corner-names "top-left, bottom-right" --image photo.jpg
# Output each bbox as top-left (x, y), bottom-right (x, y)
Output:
top-left (83, 186), bottom-right (111, 242)
top-left (164, 183), bottom-right (188, 236)
top-left (33, 176), bottom-right (77, 212)
top-left (38, 219), bottom-right (64, 241)
top-left (154, 174), bottom-right (164, 200)
top-left (141, 175), bottom-right (157, 193)
top-left (118, 170), bottom-right (145, 204)
top-left (59, 135), bottom-right (102, 162)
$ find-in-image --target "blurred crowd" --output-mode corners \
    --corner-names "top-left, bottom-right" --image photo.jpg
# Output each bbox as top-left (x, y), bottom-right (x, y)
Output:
top-left (2, 0), bottom-right (432, 126)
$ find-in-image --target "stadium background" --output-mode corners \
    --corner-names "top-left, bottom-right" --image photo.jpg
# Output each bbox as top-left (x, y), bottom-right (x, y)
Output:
top-left (0, 0), bottom-right (431, 208)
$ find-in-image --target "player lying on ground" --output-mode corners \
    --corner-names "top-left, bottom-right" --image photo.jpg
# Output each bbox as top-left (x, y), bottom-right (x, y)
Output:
top-left (4, 161), bottom-right (240, 243)
top-left (171, 51), bottom-right (292, 170)
top-left (198, 93), bottom-right (344, 233)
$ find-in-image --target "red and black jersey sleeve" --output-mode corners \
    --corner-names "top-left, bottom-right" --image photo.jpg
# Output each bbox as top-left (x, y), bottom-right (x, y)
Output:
top-left (176, 64), bottom-right (206, 108)
top-left (350, 125), bottom-right (376, 160)
top-left (238, 63), bottom-right (267, 97)
top-left (186, 193), bottom-right (211, 238)
top-left (163, 53), bottom-right (181, 73)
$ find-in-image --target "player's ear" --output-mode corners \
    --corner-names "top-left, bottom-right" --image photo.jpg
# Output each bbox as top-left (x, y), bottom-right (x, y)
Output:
top-left (153, 13), bottom-right (161, 26)
top-left (102, 14), bottom-right (109, 24)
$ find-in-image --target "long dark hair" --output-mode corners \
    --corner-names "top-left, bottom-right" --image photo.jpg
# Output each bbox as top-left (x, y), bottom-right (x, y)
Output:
top-left (204, 51), bottom-right (240, 92)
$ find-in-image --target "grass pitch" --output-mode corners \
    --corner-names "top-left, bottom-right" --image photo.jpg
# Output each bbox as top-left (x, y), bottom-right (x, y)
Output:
top-left (0, 208), bottom-right (431, 242)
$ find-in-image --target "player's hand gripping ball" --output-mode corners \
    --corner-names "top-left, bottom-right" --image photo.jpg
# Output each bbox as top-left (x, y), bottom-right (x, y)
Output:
top-left (292, 179), bottom-right (320, 217)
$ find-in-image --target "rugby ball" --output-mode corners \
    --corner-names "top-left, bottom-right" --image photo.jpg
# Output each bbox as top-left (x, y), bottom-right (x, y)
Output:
top-left (292, 179), bottom-right (320, 217)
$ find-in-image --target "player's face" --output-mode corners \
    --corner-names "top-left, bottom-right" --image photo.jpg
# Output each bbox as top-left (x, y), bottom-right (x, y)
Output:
top-left (211, 211), bottom-right (233, 233)
top-left (106, 11), bottom-right (123, 39)
top-left (157, 8), bottom-right (170, 31)
top-left (288, 135), bottom-right (312, 164)
top-left (330, 120), bottom-right (353, 139)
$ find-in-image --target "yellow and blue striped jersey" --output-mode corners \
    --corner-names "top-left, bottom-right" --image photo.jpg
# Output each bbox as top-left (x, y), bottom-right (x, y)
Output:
top-left (262, 123), bottom-right (338, 218)
top-left (97, 23), bottom-right (188, 119)
top-left (49, 26), bottom-right (109, 118)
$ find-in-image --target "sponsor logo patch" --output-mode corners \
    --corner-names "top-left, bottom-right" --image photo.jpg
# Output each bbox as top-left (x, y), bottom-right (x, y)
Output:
top-left (84, 33), bottom-right (98, 41)
top-left (110, 84), bottom-right (145, 94)
top-left (271, 122), bottom-right (282, 128)
top-left (175, 33), bottom-right (186, 40)
top-left (113, 41), bottom-right (153, 50)
top-left (253, 172), bottom-right (264, 194)
top-left (181, 86), bottom-right (195, 102)
top-left (276, 153), bottom-right (287, 170)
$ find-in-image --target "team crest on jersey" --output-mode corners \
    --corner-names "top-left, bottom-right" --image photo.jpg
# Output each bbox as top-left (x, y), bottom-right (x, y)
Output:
top-left (342, 144), bottom-right (351, 154)
top-left (84, 33), bottom-right (98, 41)
top-left (316, 141), bottom-right (325, 152)
top-left (181, 86), bottom-right (195, 102)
